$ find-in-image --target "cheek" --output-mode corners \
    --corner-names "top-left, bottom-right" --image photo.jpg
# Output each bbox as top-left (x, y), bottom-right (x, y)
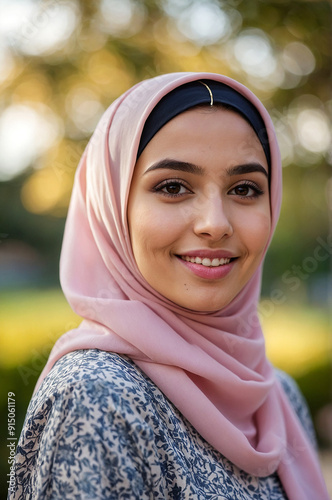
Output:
top-left (245, 212), bottom-right (271, 254)
top-left (235, 209), bottom-right (271, 254)
top-left (129, 209), bottom-right (152, 257)
top-left (129, 206), bottom-right (180, 259)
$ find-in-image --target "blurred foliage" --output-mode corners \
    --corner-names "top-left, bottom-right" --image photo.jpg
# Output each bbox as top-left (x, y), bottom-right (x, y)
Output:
top-left (0, 0), bottom-right (331, 294)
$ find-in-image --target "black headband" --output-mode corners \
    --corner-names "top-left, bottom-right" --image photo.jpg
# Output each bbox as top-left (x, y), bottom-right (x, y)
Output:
top-left (137, 79), bottom-right (270, 167)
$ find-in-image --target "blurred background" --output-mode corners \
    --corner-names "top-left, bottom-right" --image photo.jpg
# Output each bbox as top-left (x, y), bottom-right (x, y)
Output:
top-left (0, 0), bottom-right (331, 496)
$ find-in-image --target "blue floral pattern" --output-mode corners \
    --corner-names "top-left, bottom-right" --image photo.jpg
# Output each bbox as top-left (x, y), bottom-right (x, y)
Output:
top-left (9, 349), bottom-right (316, 499)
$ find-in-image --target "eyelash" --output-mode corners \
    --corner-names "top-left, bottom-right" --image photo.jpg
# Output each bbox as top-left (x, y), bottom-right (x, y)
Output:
top-left (229, 181), bottom-right (264, 199)
top-left (152, 179), bottom-right (193, 198)
top-left (153, 179), bottom-right (264, 200)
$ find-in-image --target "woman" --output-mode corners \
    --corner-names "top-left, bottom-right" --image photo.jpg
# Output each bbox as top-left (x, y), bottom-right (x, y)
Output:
top-left (10, 73), bottom-right (329, 499)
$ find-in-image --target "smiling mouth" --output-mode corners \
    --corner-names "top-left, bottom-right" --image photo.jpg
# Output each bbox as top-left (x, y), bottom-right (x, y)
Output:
top-left (180, 256), bottom-right (232, 267)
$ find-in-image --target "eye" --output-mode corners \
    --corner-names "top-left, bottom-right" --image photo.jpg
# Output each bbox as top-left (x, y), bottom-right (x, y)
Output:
top-left (163, 182), bottom-right (185, 195)
top-left (229, 182), bottom-right (264, 199)
top-left (153, 179), bottom-right (192, 198)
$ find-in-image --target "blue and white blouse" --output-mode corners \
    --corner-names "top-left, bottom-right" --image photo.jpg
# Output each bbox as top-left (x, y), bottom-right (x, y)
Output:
top-left (10, 349), bottom-right (316, 499)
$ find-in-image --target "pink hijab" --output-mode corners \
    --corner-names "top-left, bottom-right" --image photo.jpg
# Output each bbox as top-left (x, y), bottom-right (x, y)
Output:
top-left (36, 72), bottom-right (328, 499)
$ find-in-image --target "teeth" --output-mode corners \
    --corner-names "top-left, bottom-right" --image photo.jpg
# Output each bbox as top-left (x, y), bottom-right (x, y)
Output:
top-left (181, 256), bottom-right (231, 267)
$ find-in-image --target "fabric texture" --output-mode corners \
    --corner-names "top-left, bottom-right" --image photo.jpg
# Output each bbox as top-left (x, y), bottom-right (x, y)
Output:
top-left (137, 79), bottom-right (271, 165)
top-left (11, 349), bottom-right (317, 499)
top-left (33, 72), bottom-right (328, 499)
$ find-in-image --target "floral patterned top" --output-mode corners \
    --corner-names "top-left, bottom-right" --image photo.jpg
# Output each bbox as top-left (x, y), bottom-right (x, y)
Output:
top-left (9, 349), bottom-right (316, 500)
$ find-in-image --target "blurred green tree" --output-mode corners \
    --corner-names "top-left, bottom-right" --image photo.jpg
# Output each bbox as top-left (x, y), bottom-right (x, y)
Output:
top-left (0, 0), bottom-right (331, 295)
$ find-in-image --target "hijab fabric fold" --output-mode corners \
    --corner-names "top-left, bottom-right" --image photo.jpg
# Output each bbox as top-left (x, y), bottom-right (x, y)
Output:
top-left (35, 72), bottom-right (329, 499)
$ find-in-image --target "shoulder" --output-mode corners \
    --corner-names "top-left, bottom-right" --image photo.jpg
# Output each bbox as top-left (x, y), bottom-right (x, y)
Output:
top-left (41, 348), bottom-right (149, 390)
top-left (275, 368), bottom-right (317, 448)
top-left (32, 348), bottom-right (164, 427)
top-left (13, 351), bottom-right (162, 499)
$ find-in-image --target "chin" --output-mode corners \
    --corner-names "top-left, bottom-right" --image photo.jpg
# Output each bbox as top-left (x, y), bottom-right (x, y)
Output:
top-left (171, 295), bottom-right (232, 313)
top-left (190, 303), bottom-right (227, 313)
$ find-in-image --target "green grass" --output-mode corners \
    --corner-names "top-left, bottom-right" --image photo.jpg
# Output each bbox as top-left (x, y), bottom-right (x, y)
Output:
top-left (262, 303), bottom-right (331, 376)
top-left (0, 288), bottom-right (80, 369)
top-left (1, 287), bottom-right (330, 376)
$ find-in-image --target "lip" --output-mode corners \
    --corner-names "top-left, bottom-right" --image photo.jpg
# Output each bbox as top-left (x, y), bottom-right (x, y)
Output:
top-left (176, 254), bottom-right (236, 280)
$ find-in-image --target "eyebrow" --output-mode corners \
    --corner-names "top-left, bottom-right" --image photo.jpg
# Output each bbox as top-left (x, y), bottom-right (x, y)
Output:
top-left (144, 158), bottom-right (268, 178)
top-left (226, 163), bottom-right (268, 178)
top-left (144, 158), bottom-right (204, 175)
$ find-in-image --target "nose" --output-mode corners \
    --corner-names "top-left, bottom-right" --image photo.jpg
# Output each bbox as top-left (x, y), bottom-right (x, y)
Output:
top-left (193, 191), bottom-right (233, 241)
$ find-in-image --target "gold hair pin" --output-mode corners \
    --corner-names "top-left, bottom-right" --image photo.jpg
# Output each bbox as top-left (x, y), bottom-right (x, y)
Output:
top-left (199, 81), bottom-right (213, 106)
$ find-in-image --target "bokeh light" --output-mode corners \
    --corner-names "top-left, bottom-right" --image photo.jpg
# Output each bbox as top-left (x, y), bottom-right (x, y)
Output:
top-left (0, 47), bottom-right (15, 83)
top-left (0, 0), bottom-right (79, 56)
top-left (176, 3), bottom-right (231, 45)
top-left (282, 42), bottom-right (316, 77)
top-left (98, 0), bottom-right (146, 37)
top-left (65, 86), bottom-right (104, 136)
top-left (0, 104), bottom-right (62, 180)
top-left (296, 109), bottom-right (330, 154)
top-left (233, 29), bottom-right (276, 78)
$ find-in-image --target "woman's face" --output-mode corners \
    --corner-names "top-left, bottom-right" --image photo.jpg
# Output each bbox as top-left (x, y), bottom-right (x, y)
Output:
top-left (128, 107), bottom-right (271, 312)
